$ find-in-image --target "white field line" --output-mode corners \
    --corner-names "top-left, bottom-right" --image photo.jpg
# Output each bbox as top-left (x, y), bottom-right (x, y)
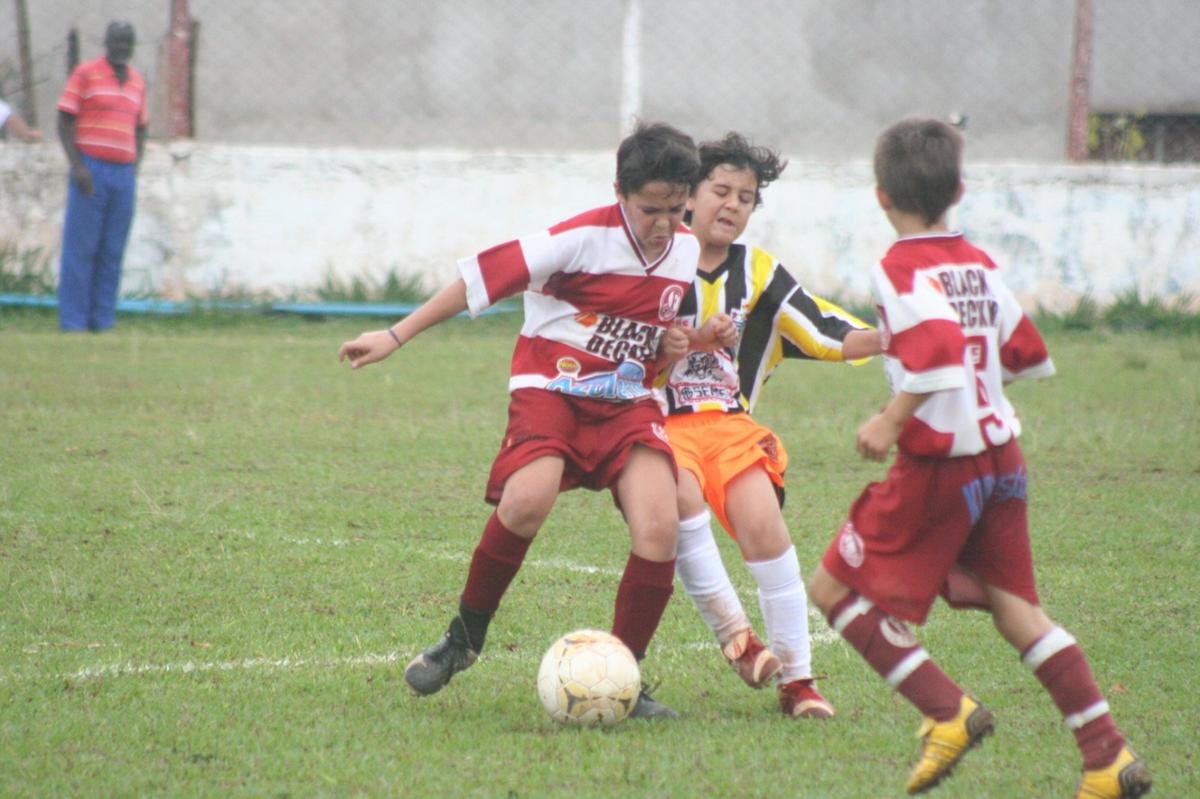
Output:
top-left (6, 535), bottom-right (839, 684)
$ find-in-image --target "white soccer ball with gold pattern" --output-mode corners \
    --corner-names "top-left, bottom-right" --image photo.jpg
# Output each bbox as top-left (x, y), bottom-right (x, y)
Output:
top-left (536, 629), bottom-right (640, 726)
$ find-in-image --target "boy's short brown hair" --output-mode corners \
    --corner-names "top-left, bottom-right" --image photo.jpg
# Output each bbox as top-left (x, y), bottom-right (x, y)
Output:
top-left (616, 122), bottom-right (701, 196)
top-left (874, 119), bottom-right (963, 225)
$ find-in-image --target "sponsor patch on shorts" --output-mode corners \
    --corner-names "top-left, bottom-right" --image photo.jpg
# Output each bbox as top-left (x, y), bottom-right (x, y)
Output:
top-left (837, 521), bottom-right (865, 568)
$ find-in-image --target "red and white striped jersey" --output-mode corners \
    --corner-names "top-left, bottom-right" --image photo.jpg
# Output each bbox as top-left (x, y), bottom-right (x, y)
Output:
top-left (457, 203), bottom-right (699, 402)
top-left (872, 232), bottom-right (1055, 458)
top-left (57, 56), bottom-right (148, 164)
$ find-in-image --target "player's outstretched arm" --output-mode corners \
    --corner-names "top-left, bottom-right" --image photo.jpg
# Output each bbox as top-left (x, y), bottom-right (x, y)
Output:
top-left (338, 278), bottom-right (468, 369)
top-left (842, 329), bottom-right (884, 360)
top-left (4, 111), bottom-right (42, 142)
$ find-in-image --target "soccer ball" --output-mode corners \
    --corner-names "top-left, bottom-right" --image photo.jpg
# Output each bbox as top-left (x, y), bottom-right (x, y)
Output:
top-left (536, 629), bottom-right (641, 726)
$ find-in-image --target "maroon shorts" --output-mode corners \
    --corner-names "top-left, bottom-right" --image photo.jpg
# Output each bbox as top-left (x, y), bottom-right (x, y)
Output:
top-left (484, 389), bottom-right (676, 504)
top-left (821, 438), bottom-right (1040, 624)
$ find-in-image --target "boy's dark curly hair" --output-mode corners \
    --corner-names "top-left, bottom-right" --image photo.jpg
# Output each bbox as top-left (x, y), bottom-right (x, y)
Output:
top-left (698, 132), bottom-right (787, 207)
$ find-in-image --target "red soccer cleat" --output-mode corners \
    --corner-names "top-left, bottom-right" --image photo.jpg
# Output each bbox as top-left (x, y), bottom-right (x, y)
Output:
top-left (721, 628), bottom-right (782, 689)
top-left (778, 678), bottom-right (835, 719)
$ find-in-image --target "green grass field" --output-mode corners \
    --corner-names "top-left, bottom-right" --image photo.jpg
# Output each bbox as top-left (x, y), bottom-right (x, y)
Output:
top-left (1, 311), bottom-right (1196, 797)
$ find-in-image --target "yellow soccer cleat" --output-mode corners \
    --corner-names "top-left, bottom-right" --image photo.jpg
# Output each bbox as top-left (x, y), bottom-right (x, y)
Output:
top-left (905, 694), bottom-right (995, 794)
top-left (1075, 746), bottom-right (1152, 799)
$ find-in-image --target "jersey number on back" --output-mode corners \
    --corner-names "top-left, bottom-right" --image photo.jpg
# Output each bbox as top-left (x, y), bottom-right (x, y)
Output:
top-left (968, 335), bottom-right (1007, 446)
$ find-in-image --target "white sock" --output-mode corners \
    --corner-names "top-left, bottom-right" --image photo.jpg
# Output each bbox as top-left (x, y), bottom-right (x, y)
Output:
top-left (746, 545), bottom-right (812, 682)
top-left (675, 511), bottom-right (749, 644)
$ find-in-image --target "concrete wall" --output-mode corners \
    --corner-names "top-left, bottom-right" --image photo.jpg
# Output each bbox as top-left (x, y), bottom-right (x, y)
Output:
top-left (3, 141), bottom-right (1197, 311)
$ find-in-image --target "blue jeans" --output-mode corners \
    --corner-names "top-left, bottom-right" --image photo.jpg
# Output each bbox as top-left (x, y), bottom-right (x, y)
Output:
top-left (58, 154), bottom-right (137, 331)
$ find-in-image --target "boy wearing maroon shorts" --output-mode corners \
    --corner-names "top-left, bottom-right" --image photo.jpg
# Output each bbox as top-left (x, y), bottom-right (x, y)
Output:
top-left (339, 122), bottom-right (732, 719)
top-left (806, 119), bottom-right (1150, 797)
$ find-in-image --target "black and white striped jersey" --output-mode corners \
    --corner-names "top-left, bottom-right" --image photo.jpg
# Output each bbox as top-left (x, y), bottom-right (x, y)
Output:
top-left (659, 244), bottom-right (871, 415)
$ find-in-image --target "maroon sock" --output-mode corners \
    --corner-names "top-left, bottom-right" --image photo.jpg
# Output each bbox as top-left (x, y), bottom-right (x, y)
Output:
top-left (459, 512), bottom-right (533, 613)
top-left (611, 553), bottom-right (675, 660)
top-left (827, 592), bottom-right (964, 721)
top-left (1022, 627), bottom-right (1126, 770)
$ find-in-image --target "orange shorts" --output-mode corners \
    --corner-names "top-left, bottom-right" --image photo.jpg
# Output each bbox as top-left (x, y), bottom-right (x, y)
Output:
top-left (664, 410), bottom-right (787, 537)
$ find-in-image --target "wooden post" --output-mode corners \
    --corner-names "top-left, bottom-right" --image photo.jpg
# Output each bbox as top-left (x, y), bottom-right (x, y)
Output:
top-left (13, 0), bottom-right (37, 125)
top-left (67, 27), bottom-right (79, 73)
top-left (1066, 0), bottom-right (1094, 161)
top-left (166, 0), bottom-right (193, 137)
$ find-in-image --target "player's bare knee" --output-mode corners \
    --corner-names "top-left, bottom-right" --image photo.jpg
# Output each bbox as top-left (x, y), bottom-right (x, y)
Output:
top-left (629, 514), bottom-right (679, 560)
top-left (497, 491), bottom-right (554, 537)
top-left (990, 597), bottom-right (1054, 650)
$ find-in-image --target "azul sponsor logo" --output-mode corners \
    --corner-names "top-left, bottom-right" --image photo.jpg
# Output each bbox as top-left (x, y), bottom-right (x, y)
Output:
top-left (658, 284), bottom-right (684, 321)
top-left (961, 466), bottom-right (1028, 525)
top-left (584, 315), bottom-right (663, 363)
top-left (546, 360), bottom-right (651, 401)
top-left (837, 521), bottom-right (865, 568)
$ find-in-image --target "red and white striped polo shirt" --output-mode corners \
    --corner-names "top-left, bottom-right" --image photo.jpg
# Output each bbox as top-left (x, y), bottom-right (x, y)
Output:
top-left (458, 203), bottom-right (700, 402)
top-left (57, 56), bottom-right (148, 164)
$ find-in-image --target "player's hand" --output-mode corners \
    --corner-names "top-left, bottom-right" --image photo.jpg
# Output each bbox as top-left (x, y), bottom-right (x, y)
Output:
top-left (699, 313), bottom-right (736, 349)
top-left (71, 163), bottom-right (93, 195)
top-left (338, 329), bottom-right (400, 369)
top-left (855, 412), bottom-right (902, 461)
top-left (657, 325), bottom-right (690, 365)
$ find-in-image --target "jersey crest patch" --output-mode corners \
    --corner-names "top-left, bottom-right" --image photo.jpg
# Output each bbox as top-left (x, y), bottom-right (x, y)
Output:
top-left (658, 284), bottom-right (684, 321)
top-left (880, 615), bottom-right (918, 648)
top-left (837, 521), bottom-right (865, 569)
top-left (757, 434), bottom-right (779, 463)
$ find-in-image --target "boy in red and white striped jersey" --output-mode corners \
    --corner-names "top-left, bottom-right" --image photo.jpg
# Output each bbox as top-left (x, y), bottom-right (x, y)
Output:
top-left (339, 122), bottom-right (733, 719)
top-left (806, 119), bottom-right (1150, 797)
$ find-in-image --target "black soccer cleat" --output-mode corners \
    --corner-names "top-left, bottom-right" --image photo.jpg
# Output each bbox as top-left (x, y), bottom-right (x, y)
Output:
top-left (404, 616), bottom-right (479, 696)
top-left (628, 684), bottom-right (680, 720)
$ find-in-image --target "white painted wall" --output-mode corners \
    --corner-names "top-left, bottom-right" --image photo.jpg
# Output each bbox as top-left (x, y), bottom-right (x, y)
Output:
top-left (2, 142), bottom-right (1198, 312)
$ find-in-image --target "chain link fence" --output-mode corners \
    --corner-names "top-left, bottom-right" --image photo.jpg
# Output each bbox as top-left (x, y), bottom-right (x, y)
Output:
top-left (3, 0), bottom-right (1199, 162)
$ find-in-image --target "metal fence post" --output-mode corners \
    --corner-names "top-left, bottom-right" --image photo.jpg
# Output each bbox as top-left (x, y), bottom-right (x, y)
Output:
top-left (1067, 0), bottom-right (1094, 161)
top-left (14, 0), bottom-right (37, 124)
top-left (167, 0), bottom-right (193, 138)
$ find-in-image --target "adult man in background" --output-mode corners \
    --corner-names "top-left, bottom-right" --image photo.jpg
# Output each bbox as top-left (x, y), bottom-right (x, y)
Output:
top-left (56, 20), bottom-right (147, 332)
